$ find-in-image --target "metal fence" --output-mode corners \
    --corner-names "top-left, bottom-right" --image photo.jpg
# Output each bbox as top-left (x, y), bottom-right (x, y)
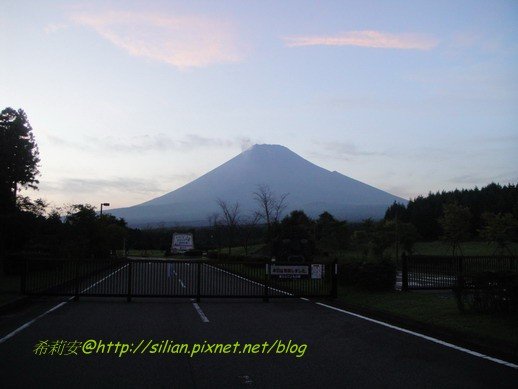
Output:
top-left (401, 254), bottom-right (517, 290)
top-left (22, 258), bottom-right (337, 301)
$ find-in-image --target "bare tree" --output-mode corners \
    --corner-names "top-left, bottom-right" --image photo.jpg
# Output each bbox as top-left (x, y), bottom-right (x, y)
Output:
top-left (253, 184), bottom-right (288, 239)
top-left (241, 211), bottom-right (261, 256)
top-left (216, 199), bottom-right (241, 255)
top-left (207, 212), bottom-right (222, 253)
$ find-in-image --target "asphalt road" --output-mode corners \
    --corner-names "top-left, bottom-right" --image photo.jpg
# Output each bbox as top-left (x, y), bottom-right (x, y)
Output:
top-left (1, 260), bottom-right (517, 388)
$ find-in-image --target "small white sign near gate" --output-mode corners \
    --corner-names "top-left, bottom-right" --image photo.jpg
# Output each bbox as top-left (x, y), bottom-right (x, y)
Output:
top-left (171, 233), bottom-right (194, 254)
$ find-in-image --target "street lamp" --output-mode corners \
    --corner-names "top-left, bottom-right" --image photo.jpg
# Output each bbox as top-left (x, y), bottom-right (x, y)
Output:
top-left (100, 202), bottom-right (110, 216)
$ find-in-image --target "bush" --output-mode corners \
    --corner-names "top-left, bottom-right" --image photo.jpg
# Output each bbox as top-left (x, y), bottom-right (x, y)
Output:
top-left (456, 271), bottom-right (518, 313)
top-left (338, 260), bottom-right (396, 291)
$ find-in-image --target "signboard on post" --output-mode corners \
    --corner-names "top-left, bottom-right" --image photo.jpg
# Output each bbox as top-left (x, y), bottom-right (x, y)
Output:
top-left (171, 233), bottom-right (194, 254)
top-left (311, 264), bottom-right (325, 279)
top-left (270, 265), bottom-right (310, 279)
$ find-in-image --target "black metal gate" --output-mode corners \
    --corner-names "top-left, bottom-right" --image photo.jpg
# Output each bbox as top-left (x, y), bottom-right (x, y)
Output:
top-left (401, 254), bottom-right (517, 290)
top-left (22, 258), bottom-right (337, 301)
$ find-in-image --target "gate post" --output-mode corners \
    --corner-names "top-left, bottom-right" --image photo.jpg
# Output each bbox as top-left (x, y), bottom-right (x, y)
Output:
top-left (331, 260), bottom-right (338, 299)
top-left (402, 253), bottom-right (408, 292)
top-left (127, 260), bottom-right (132, 302)
top-left (21, 257), bottom-right (28, 295)
top-left (456, 256), bottom-right (464, 289)
top-left (74, 259), bottom-right (79, 301)
top-left (196, 261), bottom-right (201, 303)
top-left (263, 263), bottom-right (269, 303)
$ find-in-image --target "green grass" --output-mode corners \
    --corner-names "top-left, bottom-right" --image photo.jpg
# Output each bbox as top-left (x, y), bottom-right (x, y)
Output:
top-left (223, 244), bottom-right (265, 256)
top-left (318, 241), bottom-right (518, 265)
top-left (413, 241), bottom-right (518, 256)
top-left (124, 249), bottom-right (165, 257)
top-left (338, 286), bottom-right (518, 345)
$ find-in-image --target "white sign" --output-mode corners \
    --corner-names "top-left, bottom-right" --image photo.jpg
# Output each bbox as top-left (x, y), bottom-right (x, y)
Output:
top-left (172, 233), bottom-right (194, 253)
top-left (270, 265), bottom-right (309, 279)
top-left (311, 264), bottom-right (325, 279)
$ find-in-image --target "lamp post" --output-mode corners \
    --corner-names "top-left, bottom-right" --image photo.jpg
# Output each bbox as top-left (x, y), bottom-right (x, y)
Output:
top-left (100, 202), bottom-right (110, 216)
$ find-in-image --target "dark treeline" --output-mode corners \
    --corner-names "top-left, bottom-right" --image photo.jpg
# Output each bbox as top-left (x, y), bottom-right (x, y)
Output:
top-left (1, 203), bottom-right (128, 260)
top-left (128, 224), bottom-right (266, 254)
top-left (385, 183), bottom-right (518, 240)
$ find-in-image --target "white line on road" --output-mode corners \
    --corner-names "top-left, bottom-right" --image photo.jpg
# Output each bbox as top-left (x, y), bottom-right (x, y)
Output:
top-left (203, 264), bottom-right (292, 296)
top-left (0, 264), bottom-right (128, 345)
top-left (0, 301), bottom-right (68, 345)
top-left (315, 302), bottom-right (518, 369)
top-left (191, 299), bottom-right (209, 322)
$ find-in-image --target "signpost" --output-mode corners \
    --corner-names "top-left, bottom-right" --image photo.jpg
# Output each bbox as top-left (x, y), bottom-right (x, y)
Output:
top-left (270, 265), bottom-right (310, 279)
top-left (268, 264), bottom-right (325, 280)
top-left (171, 233), bottom-right (194, 254)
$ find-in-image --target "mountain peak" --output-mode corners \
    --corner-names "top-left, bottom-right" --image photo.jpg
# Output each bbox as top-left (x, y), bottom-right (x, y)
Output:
top-left (109, 144), bottom-right (407, 226)
top-left (244, 143), bottom-right (292, 153)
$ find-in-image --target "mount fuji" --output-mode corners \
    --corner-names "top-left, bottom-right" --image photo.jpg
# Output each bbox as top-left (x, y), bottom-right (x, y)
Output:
top-left (109, 144), bottom-right (407, 226)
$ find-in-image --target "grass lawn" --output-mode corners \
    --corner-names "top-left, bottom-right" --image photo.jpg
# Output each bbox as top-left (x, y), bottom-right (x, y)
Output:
top-left (338, 286), bottom-right (518, 345)
top-left (318, 241), bottom-right (518, 265)
top-left (124, 249), bottom-right (165, 257)
top-left (413, 241), bottom-right (518, 256)
top-left (222, 244), bottom-right (265, 256)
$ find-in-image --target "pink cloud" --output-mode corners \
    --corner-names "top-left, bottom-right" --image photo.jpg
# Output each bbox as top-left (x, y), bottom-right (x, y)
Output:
top-left (71, 11), bottom-right (242, 69)
top-left (284, 30), bottom-right (438, 50)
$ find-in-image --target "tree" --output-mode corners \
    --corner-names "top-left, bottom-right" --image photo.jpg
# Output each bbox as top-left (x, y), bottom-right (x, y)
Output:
top-left (0, 108), bottom-right (40, 213)
top-left (384, 201), bottom-right (409, 222)
top-left (216, 199), bottom-right (241, 255)
top-left (316, 211), bottom-right (349, 253)
top-left (253, 184), bottom-right (288, 240)
top-left (479, 212), bottom-right (518, 255)
top-left (240, 212), bottom-right (261, 256)
top-left (439, 202), bottom-right (472, 256)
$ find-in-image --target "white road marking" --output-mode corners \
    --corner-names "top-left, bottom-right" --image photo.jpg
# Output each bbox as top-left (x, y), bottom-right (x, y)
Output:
top-left (0, 264), bottom-right (128, 345)
top-left (80, 264), bottom-right (128, 293)
top-left (0, 301), bottom-right (68, 345)
top-left (315, 302), bottom-right (518, 369)
top-left (203, 264), bottom-right (292, 296)
top-left (190, 299), bottom-right (209, 323)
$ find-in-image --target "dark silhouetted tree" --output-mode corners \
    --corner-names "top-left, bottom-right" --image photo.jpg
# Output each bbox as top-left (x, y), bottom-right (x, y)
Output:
top-left (253, 184), bottom-right (288, 240)
top-left (479, 212), bottom-right (518, 255)
top-left (0, 108), bottom-right (40, 214)
top-left (439, 203), bottom-right (472, 256)
top-left (216, 199), bottom-right (241, 255)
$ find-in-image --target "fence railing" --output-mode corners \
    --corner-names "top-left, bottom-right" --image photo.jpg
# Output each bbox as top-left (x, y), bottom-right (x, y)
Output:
top-left (401, 254), bottom-right (517, 290)
top-left (21, 258), bottom-right (338, 301)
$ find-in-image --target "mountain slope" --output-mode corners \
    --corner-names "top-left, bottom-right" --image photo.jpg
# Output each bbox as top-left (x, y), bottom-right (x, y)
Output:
top-left (109, 144), bottom-right (407, 226)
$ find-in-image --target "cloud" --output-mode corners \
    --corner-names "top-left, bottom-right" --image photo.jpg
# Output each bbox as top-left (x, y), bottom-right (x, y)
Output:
top-left (310, 141), bottom-right (384, 161)
top-left (284, 30), bottom-right (438, 50)
top-left (40, 177), bottom-right (165, 194)
top-left (44, 23), bottom-right (69, 34)
top-left (70, 10), bottom-right (242, 69)
top-left (47, 133), bottom-right (245, 153)
top-left (238, 137), bottom-right (254, 151)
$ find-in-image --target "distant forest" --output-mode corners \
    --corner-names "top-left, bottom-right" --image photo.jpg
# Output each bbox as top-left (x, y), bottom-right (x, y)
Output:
top-left (384, 183), bottom-right (518, 240)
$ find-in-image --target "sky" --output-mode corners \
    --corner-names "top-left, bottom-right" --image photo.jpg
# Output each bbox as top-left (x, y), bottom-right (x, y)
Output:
top-left (2, 0), bottom-right (517, 211)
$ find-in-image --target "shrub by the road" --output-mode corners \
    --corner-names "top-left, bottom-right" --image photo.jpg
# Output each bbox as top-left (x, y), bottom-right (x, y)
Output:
top-left (456, 271), bottom-right (518, 314)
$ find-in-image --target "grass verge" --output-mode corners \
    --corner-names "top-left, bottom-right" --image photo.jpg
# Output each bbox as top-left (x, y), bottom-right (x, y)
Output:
top-left (337, 286), bottom-right (518, 351)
